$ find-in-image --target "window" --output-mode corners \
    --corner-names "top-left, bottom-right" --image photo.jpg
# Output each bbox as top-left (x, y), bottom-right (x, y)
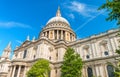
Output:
top-left (87, 67), bottom-right (93, 77)
top-left (23, 50), bottom-right (27, 59)
top-left (49, 56), bottom-right (51, 60)
top-left (104, 51), bottom-right (109, 56)
top-left (107, 65), bottom-right (114, 77)
top-left (56, 70), bottom-right (57, 73)
top-left (34, 55), bottom-right (36, 59)
top-left (86, 55), bottom-right (90, 59)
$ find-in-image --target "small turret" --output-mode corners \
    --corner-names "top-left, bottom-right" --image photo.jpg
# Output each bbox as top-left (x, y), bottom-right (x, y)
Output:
top-left (32, 36), bottom-right (35, 42)
top-left (1, 42), bottom-right (11, 60)
top-left (26, 35), bottom-right (30, 41)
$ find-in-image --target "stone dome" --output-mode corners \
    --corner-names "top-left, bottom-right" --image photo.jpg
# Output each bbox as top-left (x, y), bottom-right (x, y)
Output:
top-left (47, 17), bottom-right (70, 25)
top-left (39, 7), bottom-right (76, 42)
top-left (46, 7), bottom-right (70, 25)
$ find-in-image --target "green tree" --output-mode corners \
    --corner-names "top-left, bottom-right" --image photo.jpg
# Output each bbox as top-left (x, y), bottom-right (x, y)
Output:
top-left (98, 0), bottom-right (120, 25)
top-left (27, 59), bottom-right (50, 77)
top-left (114, 47), bottom-right (120, 77)
top-left (61, 48), bottom-right (83, 77)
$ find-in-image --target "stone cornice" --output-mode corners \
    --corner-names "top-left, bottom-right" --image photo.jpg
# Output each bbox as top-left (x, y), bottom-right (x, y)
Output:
top-left (84, 54), bottom-right (120, 63)
top-left (0, 61), bottom-right (11, 63)
top-left (14, 37), bottom-right (69, 52)
top-left (14, 37), bottom-right (55, 52)
top-left (40, 27), bottom-right (76, 37)
top-left (46, 21), bottom-right (70, 28)
top-left (68, 29), bottom-right (119, 46)
top-left (11, 58), bottom-right (62, 66)
top-left (0, 72), bottom-right (8, 74)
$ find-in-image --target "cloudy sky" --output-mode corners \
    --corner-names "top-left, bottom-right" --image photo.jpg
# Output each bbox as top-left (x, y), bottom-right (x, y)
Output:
top-left (0, 0), bottom-right (117, 57)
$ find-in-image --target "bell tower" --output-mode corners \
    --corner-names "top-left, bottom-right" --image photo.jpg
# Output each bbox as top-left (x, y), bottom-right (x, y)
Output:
top-left (0, 42), bottom-right (11, 60)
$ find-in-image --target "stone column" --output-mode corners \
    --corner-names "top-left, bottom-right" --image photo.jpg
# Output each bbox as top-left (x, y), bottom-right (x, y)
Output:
top-left (82, 67), bottom-right (86, 77)
top-left (114, 37), bottom-right (118, 49)
top-left (108, 38), bottom-right (114, 55)
top-left (103, 64), bottom-right (107, 77)
top-left (23, 66), bottom-right (26, 77)
top-left (93, 65), bottom-right (97, 77)
top-left (30, 49), bottom-right (33, 59)
top-left (61, 30), bottom-right (63, 40)
top-left (100, 64), bottom-right (107, 77)
top-left (57, 69), bottom-right (61, 77)
top-left (95, 42), bottom-right (101, 57)
top-left (72, 35), bottom-right (74, 41)
top-left (12, 66), bottom-right (16, 77)
top-left (52, 30), bottom-right (55, 39)
top-left (65, 32), bottom-right (67, 41)
top-left (98, 64), bottom-right (103, 77)
top-left (45, 32), bottom-right (47, 37)
top-left (51, 69), bottom-right (56, 77)
top-left (84, 66), bottom-right (87, 77)
top-left (90, 43), bottom-right (94, 59)
top-left (17, 65), bottom-right (21, 77)
top-left (2, 64), bottom-right (5, 72)
top-left (0, 65), bottom-right (1, 72)
top-left (91, 41), bottom-right (97, 58)
top-left (7, 66), bottom-right (12, 77)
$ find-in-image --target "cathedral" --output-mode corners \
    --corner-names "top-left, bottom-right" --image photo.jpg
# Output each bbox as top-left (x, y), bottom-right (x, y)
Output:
top-left (0, 7), bottom-right (119, 77)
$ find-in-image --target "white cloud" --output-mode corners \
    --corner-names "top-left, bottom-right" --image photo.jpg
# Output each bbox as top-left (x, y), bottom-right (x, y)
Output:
top-left (68, 13), bottom-right (75, 19)
top-left (65, 1), bottom-right (100, 17)
top-left (75, 10), bottom-right (105, 32)
top-left (16, 40), bottom-right (23, 44)
top-left (0, 21), bottom-right (32, 29)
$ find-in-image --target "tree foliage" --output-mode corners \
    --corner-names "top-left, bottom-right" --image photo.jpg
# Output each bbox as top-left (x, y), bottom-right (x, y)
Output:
top-left (27, 59), bottom-right (50, 77)
top-left (98, 0), bottom-right (120, 25)
top-left (114, 47), bottom-right (120, 77)
top-left (61, 48), bottom-right (83, 77)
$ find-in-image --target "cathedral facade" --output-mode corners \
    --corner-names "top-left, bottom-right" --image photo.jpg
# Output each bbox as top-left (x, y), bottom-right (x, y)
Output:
top-left (0, 7), bottom-right (119, 77)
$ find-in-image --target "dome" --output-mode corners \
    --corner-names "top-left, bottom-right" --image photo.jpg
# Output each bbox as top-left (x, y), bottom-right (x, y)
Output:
top-left (39, 7), bottom-right (76, 42)
top-left (46, 7), bottom-right (70, 25)
top-left (47, 16), bottom-right (70, 25)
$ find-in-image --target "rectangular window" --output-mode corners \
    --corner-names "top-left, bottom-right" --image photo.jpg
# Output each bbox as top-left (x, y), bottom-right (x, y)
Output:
top-left (23, 50), bottom-right (27, 59)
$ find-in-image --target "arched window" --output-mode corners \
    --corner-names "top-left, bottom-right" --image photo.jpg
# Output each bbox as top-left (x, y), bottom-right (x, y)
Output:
top-left (107, 65), bottom-right (114, 77)
top-left (83, 45), bottom-right (90, 59)
top-left (87, 67), bottom-right (93, 77)
top-left (23, 50), bottom-right (27, 59)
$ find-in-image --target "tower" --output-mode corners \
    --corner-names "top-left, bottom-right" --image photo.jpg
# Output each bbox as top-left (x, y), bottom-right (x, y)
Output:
top-left (0, 42), bottom-right (11, 60)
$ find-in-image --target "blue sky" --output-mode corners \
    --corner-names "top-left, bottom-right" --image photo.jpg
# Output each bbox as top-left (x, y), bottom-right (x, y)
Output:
top-left (0, 0), bottom-right (117, 56)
